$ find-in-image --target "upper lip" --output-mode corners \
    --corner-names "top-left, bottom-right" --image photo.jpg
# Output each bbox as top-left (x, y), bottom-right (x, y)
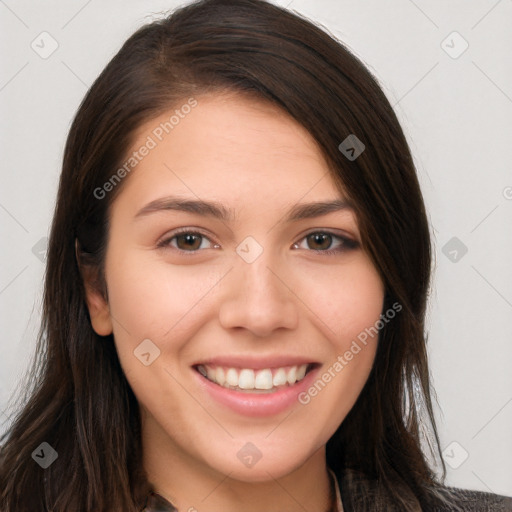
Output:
top-left (192, 355), bottom-right (319, 370)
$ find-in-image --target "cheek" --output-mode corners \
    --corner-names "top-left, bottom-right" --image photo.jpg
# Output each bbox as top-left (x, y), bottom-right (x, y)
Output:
top-left (296, 259), bottom-right (384, 425)
top-left (294, 256), bottom-right (385, 348)
top-left (293, 256), bottom-right (383, 416)
top-left (103, 252), bottom-right (220, 419)
top-left (104, 250), bottom-right (224, 345)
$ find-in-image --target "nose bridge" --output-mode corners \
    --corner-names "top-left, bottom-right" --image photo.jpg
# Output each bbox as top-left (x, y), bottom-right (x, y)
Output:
top-left (218, 242), bottom-right (299, 336)
top-left (235, 234), bottom-right (283, 295)
top-left (241, 251), bottom-right (281, 297)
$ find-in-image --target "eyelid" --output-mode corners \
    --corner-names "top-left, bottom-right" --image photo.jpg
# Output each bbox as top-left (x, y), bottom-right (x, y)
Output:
top-left (298, 228), bottom-right (357, 243)
top-left (156, 227), bottom-right (359, 255)
top-left (293, 229), bottom-right (359, 254)
top-left (156, 227), bottom-right (217, 252)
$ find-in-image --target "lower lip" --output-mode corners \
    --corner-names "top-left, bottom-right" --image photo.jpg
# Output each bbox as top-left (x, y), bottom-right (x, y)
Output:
top-left (193, 366), bottom-right (320, 417)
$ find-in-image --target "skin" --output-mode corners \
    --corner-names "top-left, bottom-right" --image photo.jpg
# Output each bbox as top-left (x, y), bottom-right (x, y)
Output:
top-left (83, 92), bottom-right (385, 512)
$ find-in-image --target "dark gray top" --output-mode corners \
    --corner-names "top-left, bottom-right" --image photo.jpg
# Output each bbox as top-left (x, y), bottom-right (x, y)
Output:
top-left (140, 467), bottom-right (512, 511)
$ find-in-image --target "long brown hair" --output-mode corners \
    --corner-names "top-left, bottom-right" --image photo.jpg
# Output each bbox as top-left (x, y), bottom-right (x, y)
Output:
top-left (1, 0), bottom-right (450, 510)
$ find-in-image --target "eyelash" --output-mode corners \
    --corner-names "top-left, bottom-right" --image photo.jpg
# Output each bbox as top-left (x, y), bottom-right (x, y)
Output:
top-left (157, 227), bottom-right (359, 256)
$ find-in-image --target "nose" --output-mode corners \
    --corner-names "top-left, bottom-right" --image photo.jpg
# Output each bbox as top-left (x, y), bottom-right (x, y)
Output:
top-left (218, 254), bottom-right (299, 337)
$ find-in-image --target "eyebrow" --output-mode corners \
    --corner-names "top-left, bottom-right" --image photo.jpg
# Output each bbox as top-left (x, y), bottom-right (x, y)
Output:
top-left (134, 195), bottom-right (353, 223)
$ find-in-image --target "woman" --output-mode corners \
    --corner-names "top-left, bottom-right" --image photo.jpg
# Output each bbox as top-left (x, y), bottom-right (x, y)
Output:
top-left (0, 0), bottom-right (510, 510)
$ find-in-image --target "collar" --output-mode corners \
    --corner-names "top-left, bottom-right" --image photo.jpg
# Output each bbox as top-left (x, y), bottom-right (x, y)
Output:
top-left (142, 468), bottom-right (344, 511)
top-left (328, 467), bottom-right (344, 512)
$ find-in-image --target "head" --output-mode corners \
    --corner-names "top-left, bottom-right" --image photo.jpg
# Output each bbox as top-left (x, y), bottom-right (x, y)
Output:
top-left (0, 0), bottom-right (443, 510)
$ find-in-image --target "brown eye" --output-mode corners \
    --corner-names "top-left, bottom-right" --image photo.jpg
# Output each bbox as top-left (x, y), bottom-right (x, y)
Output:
top-left (306, 233), bottom-right (333, 250)
top-left (175, 233), bottom-right (203, 251)
top-left (157, 229), bottom-right (216, 254)
top-left (293, 231), bottom-right (359, 256)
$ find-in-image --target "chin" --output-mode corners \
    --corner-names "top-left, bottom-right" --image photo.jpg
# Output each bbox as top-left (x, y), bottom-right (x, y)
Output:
top-left (201, 438), bottom-right (324, 483)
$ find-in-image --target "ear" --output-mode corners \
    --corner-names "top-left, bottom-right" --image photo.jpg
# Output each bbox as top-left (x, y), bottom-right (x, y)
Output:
top-left (75, 239), bottom-right (113, 336)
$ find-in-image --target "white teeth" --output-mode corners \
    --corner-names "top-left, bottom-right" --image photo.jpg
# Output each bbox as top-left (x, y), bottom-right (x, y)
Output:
top-left (198, 363), bottom-right (311, 391)
top-left (296, 363), bottom-right (308, 381)
top-left (225, 368), bottom-right (239, 387)
top-left (238, 369), bottom-right (255, 389)
top-left (286, 366), bottom-right (297, 384)
top-left (215, 367), bottom-right (226, 386)
top-left (206, 366), bottom-right (216, 382)
top-left (254, 369), bottom-right (273, 390)
top-left (272, 368), bottom-right (287, 387)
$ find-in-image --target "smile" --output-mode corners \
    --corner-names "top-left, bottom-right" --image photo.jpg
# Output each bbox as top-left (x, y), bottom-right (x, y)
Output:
top-left (192, 356), bottom-right (321, 417)
top-left (195, 363), bottom-right (312, 393)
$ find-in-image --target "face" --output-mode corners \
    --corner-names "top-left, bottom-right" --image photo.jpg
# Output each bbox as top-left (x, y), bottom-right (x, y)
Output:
top-left (84, 92), bottom-right (384, 482)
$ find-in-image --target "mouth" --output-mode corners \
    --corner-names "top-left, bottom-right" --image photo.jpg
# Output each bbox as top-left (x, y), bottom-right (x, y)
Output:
top-left (193, 363), bottom-right (318, 394)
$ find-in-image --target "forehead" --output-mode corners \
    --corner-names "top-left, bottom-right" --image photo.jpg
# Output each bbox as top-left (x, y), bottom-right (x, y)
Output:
top-left (113, 92), bottom-right (346, 217)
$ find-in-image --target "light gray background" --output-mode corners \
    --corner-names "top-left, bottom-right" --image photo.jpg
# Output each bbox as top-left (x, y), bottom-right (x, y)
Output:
top-left (1, 0), bottom-right (511, 497)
